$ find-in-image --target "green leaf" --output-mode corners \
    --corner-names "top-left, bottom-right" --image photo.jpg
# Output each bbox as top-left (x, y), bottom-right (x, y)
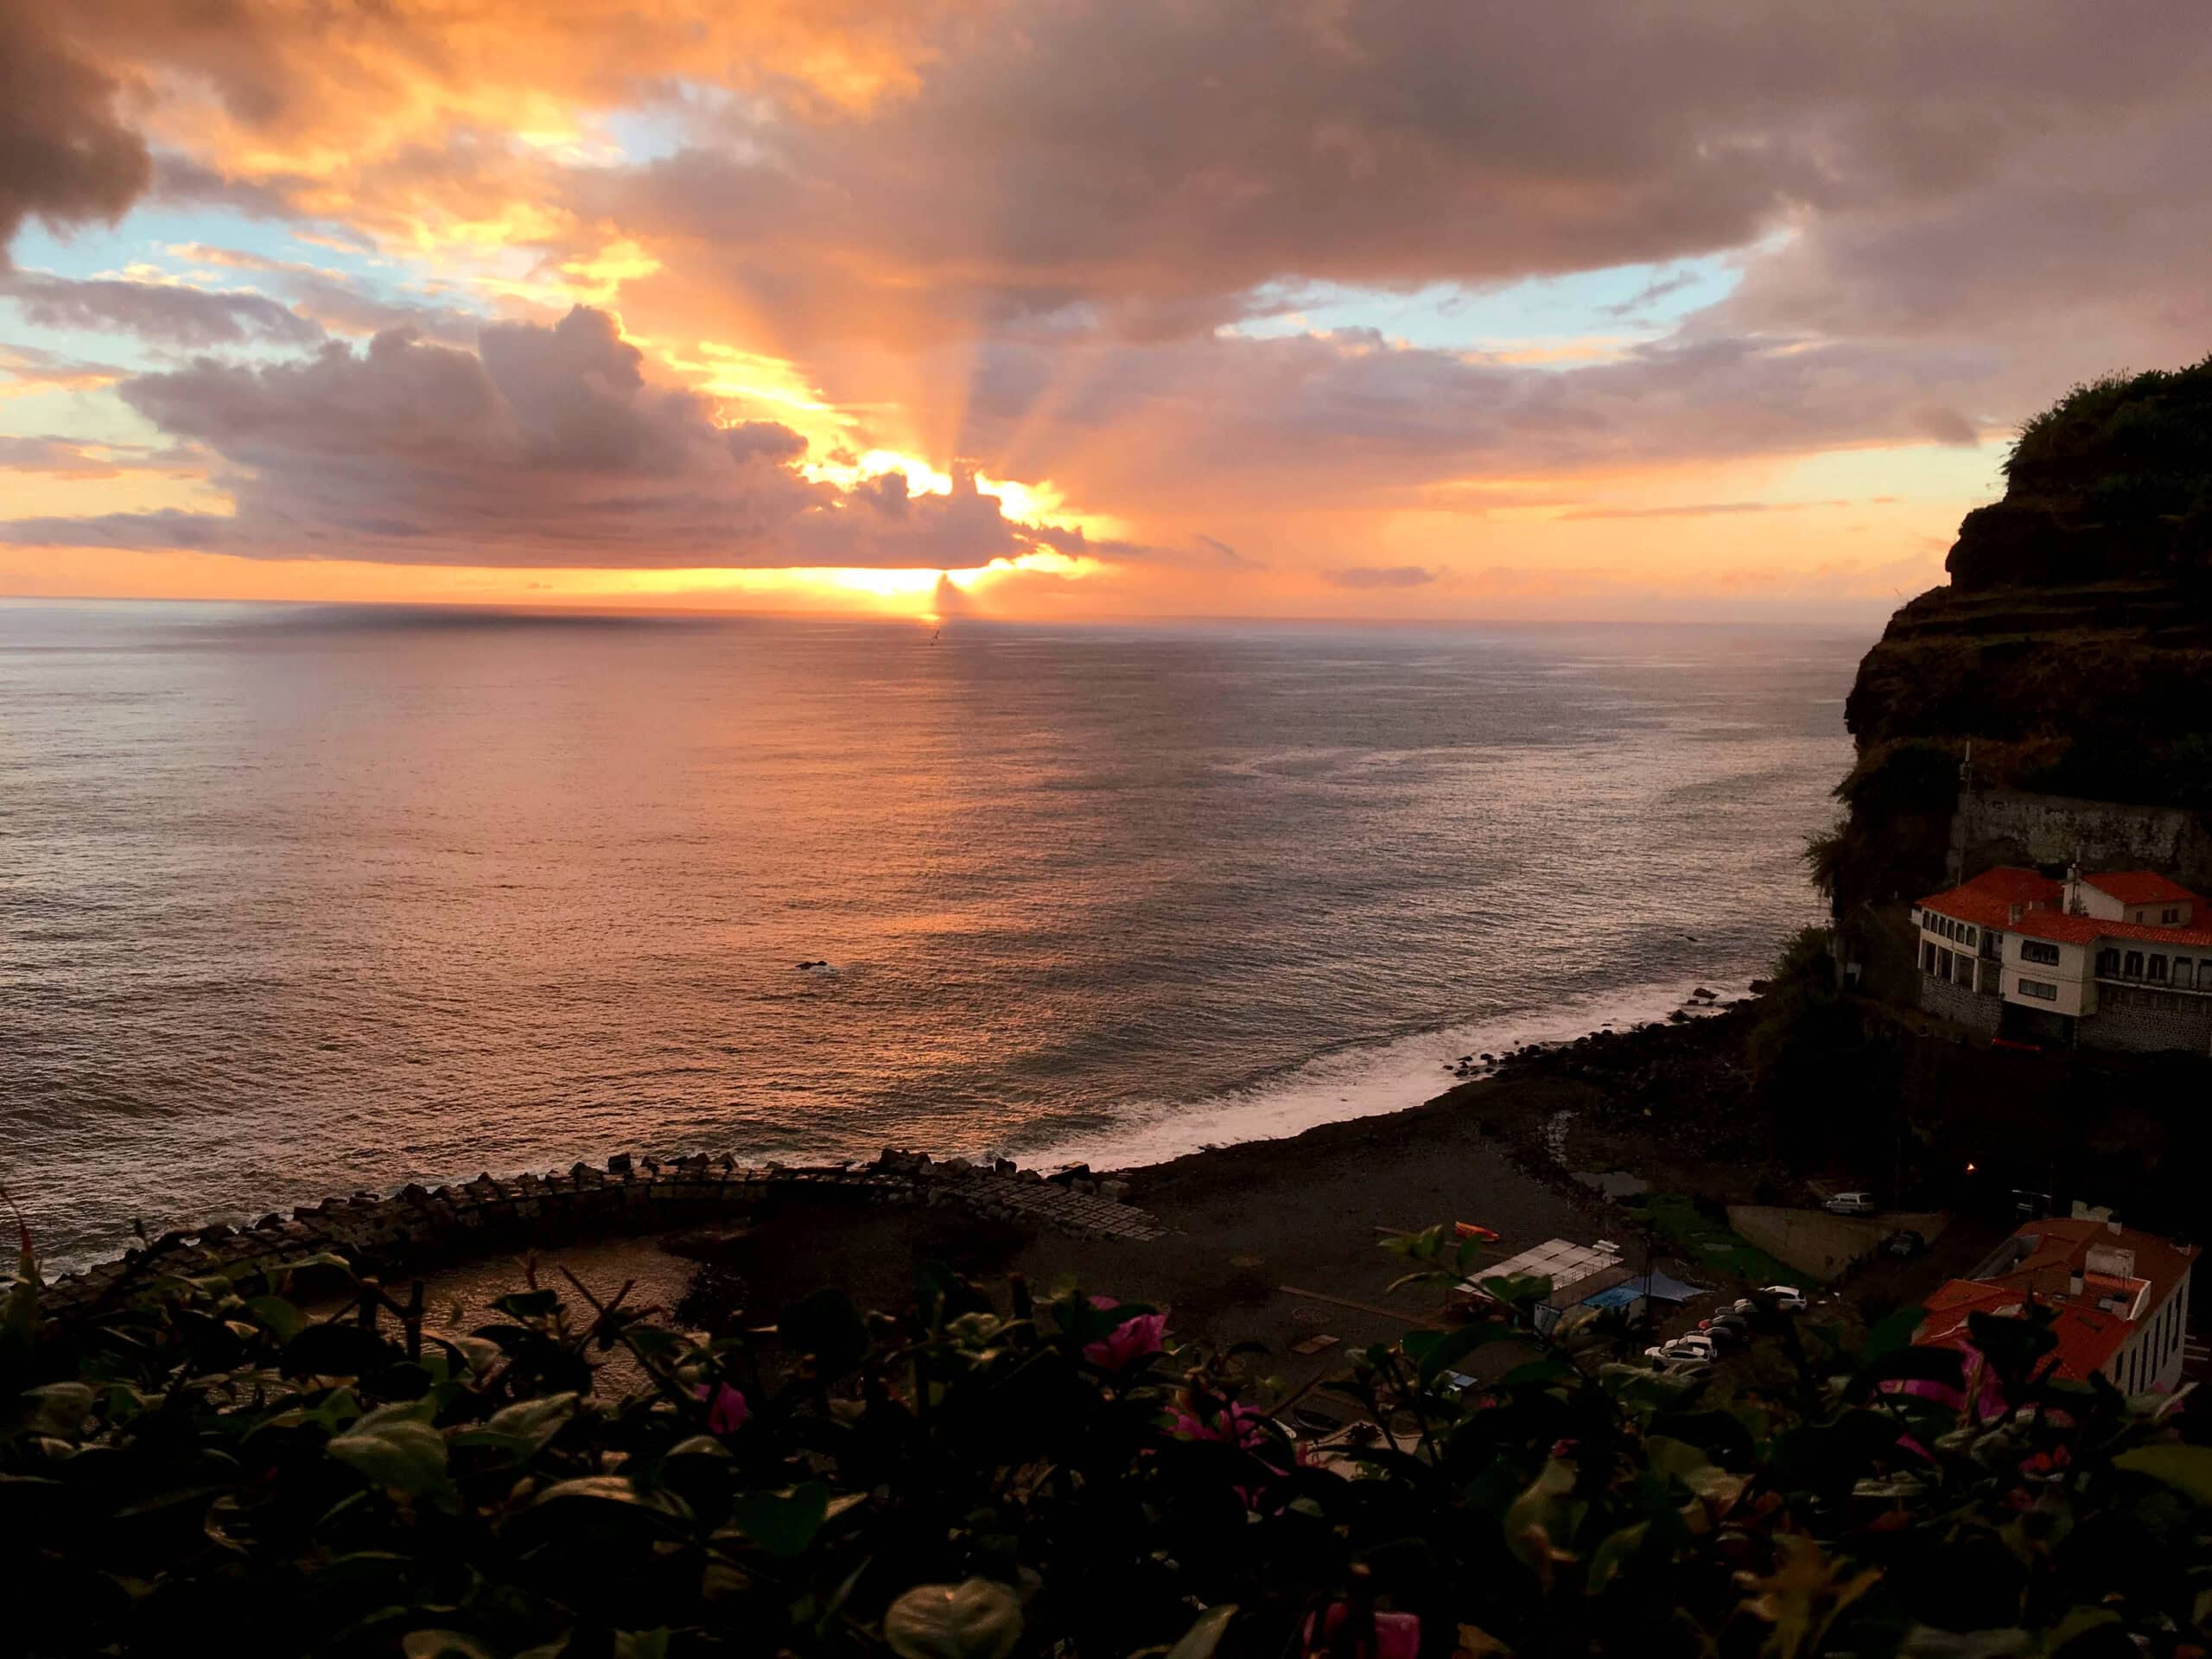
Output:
top-left (731, 1481), bottom-right (831, 1558)
top-left (1403, 1322), bottom-right (1514, 1387)
top-left (402, 1632), bottom-right (495, 1659)
top-left (453, 1391), bottom-right (579, 1459)
top-left (2113, 1444), bottom-right (2212, 1505)
top-left (245, 1295), bottom-right (307, 1344)
top-left (16, 1381), bottom-right (94, 1439)
top-left (1861, 1305), bottom-right (1928, 1362)
top-left (882, 1580), bottom-right (1025, 1659)
top-left (1499, 1357), bottom-right (1574, 1389)
top-left (1586, 1520), bottom-right (1650, 1592)
top-left (491, 1289), bottom-right (561, 1321)
top-left (1161, 1604), bottom-right (1236, 1659)
top-left (327, 1417), bottom-right (456, 1509)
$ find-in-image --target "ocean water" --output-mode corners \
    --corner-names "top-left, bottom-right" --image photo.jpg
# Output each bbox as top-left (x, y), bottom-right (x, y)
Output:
top-left (0, 601), bottom-right (1860, 1269)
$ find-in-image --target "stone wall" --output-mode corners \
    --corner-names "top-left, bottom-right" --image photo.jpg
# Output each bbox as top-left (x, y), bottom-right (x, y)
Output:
top-left (2082, 985), bottom-right (2212, 1056)
top-left (38, 1148), bottom-right (1167, 1324)
top-left (1917, 970), bottom-right (2003, 1035)
top-left (1728, 1206), bottom-right (1949, 1284)
top-left (1947, 787), bottom-right (2212, 890)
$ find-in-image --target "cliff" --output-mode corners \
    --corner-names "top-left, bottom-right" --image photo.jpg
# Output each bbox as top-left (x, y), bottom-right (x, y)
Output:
top-left (1824, 353), bottom-right (2212, 914)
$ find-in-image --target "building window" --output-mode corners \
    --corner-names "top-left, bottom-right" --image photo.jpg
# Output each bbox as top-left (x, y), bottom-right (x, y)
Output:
top-left (2177, 957), bottom-right (2195, 988)
top-left (2163, 907), bottom-right (2180, 924)
top-left (1923, 943), bottom-right (1936, 974)
top-left (2096, 948), bottom-right (2121, 976)
top-left (2021, 939), bottom-right (2061, 966)
top-left (2149, 956), bottom-right (2169, 982)
top-left (2125, 951), bottom-right (2145, 978)
top-left (2018, 977), bottom-right (2059, 1001)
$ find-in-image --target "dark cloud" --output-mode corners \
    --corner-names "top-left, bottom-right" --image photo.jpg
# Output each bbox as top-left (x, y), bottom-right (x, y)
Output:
top-left (1906, 405), bottom-right (1981, 448)
top-left (1324, 564), bottom-right (1439, 589)
top-left (0, 436), bottom-right (124, 478)
top-left (594, 0), bottom-right (2212, 354)
top-left (11, 0), bottom-right (2212, 578)
top-left (2, 271), bottom-right (325, 347)
top-left (1, 305), bottom-right (1077, 570)
top-left (725, 420), bottom-right (808, 464)
top-left (0, 9), bottom-right (149, 258)
top-left (949, 326), bottom-right (2004, 515)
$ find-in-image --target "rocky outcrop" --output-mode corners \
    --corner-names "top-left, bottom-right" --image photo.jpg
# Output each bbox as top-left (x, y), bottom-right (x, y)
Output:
top-left (1827, 355), bottom-right (2212, 915)
top-left (38, 1148), bottom-right (1167, 1323)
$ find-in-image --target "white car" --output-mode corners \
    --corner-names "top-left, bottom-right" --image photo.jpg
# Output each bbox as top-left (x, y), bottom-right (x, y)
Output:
top-left (1643, 1341), bottom-right (1713, 1370)
top-left (1823, 1192), bottom-right (1878, 1217)
top-left (1760, 1285), bottom-right (1808, 1311)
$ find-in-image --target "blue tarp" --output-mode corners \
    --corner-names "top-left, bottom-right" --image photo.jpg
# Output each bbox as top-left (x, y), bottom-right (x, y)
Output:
top-left (1580, 1285), bottom-right (1643, 1311)
top-left (1643, 1271), bottom-right (1707, 1303)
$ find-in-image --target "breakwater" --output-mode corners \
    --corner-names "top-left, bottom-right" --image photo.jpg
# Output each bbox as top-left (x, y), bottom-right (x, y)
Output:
top-left (36, 1148), bottom-right (1166, 1320)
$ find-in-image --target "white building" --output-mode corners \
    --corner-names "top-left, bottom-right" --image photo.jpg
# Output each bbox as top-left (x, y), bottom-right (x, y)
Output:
top-left (1912, 865), bottom-right (2212, 1053)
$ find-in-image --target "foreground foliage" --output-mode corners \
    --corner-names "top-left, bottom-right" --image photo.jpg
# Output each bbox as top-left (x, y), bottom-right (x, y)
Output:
top-left (4, 1219), bottom-right (2209, 1659)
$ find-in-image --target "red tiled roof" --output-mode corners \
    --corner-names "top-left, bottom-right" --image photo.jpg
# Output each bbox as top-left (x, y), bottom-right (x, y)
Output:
top-left (2010, 912), bottom-right (2212, 950)
top-left (2083, 871), bottom-right (2202, 908)
top-left (1916, 1218), bottom-right (2197, 1383)
top-left (1916, 1280), bottom-right (2134, 1381)
top-left (1916, 868), bottom-right (2063, 931)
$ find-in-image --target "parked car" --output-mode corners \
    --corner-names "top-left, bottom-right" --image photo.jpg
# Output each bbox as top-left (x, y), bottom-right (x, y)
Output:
top-left (1883, 1228), bottom-right (1927, 1259)
top-left (1700, 1322), bottom-right (1749, 1351)
top-left (1760, 1284), bottom-right (1808, 1310)
top-left (1823, 1192), bottom-right (1878, 1217)
top-left (1643, 1340), bottom-right (1713, 1370)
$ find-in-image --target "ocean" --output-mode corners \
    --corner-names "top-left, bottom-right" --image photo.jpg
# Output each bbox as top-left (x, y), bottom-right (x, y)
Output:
top-left (0, 601), bottom-right (1860, 1269)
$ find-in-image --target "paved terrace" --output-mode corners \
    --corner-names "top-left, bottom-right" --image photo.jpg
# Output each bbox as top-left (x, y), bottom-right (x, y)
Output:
top-left (38, 1148), bottom-right (1167, 1319)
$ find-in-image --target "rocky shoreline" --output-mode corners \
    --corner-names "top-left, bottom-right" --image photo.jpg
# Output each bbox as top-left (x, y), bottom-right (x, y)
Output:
top-left (35, 1148), bottom-right (1166, 1323)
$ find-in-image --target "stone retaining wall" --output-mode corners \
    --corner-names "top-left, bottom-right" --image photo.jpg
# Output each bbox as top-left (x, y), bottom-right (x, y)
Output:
top-left (1917, 972), bottom-right (2003, 1035)
top-left (38, 1148), bottom-right (1166, 1322)
top-left (2083, 985), bottom-right (2212, 1056)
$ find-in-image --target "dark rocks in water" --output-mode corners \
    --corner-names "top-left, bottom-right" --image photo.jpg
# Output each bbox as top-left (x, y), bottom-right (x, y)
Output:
top-left (1668, 1009), bottom-right (1691, 1024)
top-left (1748, 979), bottom-right (1772, 994)
top-left (1691, 987), bottom-right (1716, 1001)
top-left (606, 1153), bottom-right (633, 1174)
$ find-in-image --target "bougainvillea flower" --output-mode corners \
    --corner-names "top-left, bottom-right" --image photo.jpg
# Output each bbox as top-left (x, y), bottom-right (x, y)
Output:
top-left (696, 1382), bottom-right (751, 1434)
top-left (1302, 1605), bottom-right (1421, 1659)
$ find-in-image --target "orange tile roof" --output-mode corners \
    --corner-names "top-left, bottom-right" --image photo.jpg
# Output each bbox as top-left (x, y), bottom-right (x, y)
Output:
top-left (1915, 1218), bottom-right (2197, 1383)
top-left (2082, 871), bottom-right (2202, 908)
top-left (1917, 868), bottom-right (2063, 931)
top-left (2010, 912), bottom-right (2212, 950)
top-left (1917, 1281), bottom-right (2136, 1381)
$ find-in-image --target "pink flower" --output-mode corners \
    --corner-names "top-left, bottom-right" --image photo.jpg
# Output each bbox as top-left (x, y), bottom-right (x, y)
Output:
top-left (1085, 1312), bottom-right (1168, 1370)
top-left (696, 1382), bottom-right (750, 1434)
top-left (1302, 1605), bottom-right (1421, 1659)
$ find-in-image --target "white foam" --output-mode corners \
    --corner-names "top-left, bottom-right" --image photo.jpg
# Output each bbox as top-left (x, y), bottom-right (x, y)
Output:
top-left (1020, 974), bottom-right (1745, 1173)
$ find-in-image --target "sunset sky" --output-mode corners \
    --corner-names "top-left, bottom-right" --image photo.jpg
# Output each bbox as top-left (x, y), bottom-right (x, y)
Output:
top-left (3, 1), bottom-right (2207, 621)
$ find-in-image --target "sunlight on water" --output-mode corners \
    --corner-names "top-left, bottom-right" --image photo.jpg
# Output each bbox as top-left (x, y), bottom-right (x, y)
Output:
top-left (0, 601), bottom-right (1859, 1268)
